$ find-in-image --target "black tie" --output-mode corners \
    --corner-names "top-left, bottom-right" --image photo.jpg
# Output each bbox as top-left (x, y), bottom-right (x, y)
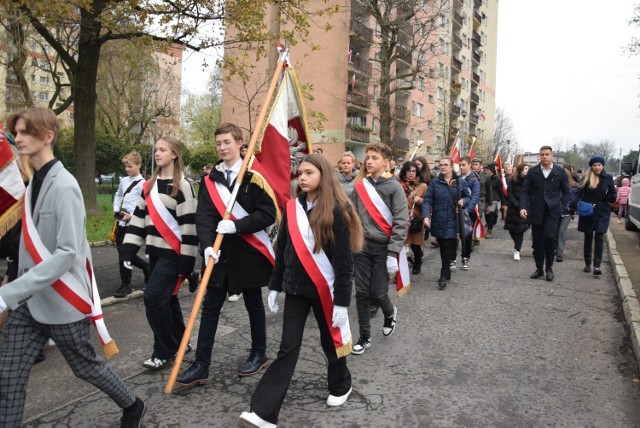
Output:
top-left (225, 169), bottom-right (233, 187)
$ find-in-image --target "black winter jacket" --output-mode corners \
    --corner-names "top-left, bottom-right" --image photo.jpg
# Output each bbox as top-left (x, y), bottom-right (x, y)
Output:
top-left (197, 161), bottom-right (277, 293)
top-left (268, 194), bottom-right (353, 307)
top-left (504, 176), bottom-right (530, 233)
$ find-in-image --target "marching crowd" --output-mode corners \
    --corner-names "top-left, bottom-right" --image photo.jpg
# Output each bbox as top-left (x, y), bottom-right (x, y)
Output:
top-left (0, 107), bottom-right (625, 428)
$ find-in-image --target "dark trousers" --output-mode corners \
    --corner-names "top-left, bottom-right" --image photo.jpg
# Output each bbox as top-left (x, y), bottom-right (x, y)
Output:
top-left (509, 230), bottom-right (524, 252)
top-left (461, 210), bottom-right (478, 259)
top-left (116, 225), bottom-right (148, 286)
top-left (531, 205), bottom-right (559, 270)
top-left (144, 257), bottom-right (185, 359)
top-left (195, 285), bottom-right (266, 368)
top-left (583, 231), bottom-right (605, 268)
top-left (437, 238), bottom-right (457, 279)
top-left (0, 305), bottom-right (135, 427)
top-left (410, 244), bottom-right (423, 263)
top-left (250, 294), bottom-right (351, 424)
top-left (354, 242), bottom-right (394, 339)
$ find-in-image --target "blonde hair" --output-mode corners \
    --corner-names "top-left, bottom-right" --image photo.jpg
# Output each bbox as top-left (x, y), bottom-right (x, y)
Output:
top-left (7, 108), bottom-right (59, 146)
top-left (148, 136), bottom-right (184, 198)
top-left (581, 167), bottom-right (600, 190)
top-left (9, 145), bottom-right (32, 182)
top-left (122, 151), bottom-right (142, 165)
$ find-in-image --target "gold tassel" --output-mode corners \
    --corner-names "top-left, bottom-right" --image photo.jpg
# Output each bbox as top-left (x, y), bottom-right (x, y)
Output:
top-left (103, 340), bottom-right (120, 360)
top-left (0, 201), bottom-right (23, 239)
top-left (248, 170), bottom-right (282, 223)
top-left (397, 283), bottom-right (411, 297)
top-left (335, 337), bottom-right (353, 359)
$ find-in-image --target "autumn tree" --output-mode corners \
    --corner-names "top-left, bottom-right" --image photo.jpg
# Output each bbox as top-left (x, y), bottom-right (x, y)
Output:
top-left (10, 0), bottom-right (329, 210)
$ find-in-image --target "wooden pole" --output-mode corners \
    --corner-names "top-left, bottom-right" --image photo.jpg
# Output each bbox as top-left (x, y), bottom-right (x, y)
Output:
top-left (165, 54), bottom-right (288, 394)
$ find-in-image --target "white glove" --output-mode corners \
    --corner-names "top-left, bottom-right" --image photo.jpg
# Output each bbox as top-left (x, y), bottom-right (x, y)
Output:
top-left (216, 220), bottom-right (237, 234)
top-left (204, 247), bottom-right (220, 263)
top-left (386, 256), bottom-right (398, 276)
top-left (267, 290), bottom-right (279, 314)
top-left (0, 296), bottom-right (7, 313)
top-left (331, 305), bottom-right (348, 329)
top-left (123, 261), bottom-right (133, 270)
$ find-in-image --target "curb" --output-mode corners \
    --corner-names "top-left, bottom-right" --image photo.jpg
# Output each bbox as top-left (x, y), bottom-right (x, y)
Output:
top-left (605, 230), bottom-right (640, 372)
top-left (89, 240), bottom-right (141, 307)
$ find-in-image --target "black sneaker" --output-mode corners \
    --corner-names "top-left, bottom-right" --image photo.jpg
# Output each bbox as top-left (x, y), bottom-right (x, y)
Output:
top-left (461, 258), bottom-right (470, 270)
top-left (382, 306), bottom-right (397, 337)
top-left (120, 397), bottom-right (145, 428)
top-left (593, 267), bottom-right (602, 275)
top-left (351, 336), bottom-right (371, 355)
top-left (113, 284), bottom-right (132, 298)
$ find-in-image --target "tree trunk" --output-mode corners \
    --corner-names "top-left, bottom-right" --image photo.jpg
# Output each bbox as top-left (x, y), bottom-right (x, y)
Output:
top-left (73, 5), bottom-right (103, 212)
top-left (379, 35), bottom-right (393, 149)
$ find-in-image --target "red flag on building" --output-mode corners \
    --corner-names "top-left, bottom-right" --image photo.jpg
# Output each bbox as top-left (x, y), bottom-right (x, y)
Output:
top-left (494, 152), bottom-right (508, 196)
top-left (251, 65), bottom-right (312, 213)
top-left (0, 128), bottom-right (24, 238)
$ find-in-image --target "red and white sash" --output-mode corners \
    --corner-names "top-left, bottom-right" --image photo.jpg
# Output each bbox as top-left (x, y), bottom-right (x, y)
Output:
top-left (287, 198), bottom-right (351, 357)
top-left (354, 179), bottom-right (410, 296)
top-left (144, 179), bottom-right (182, 254)
top-left (21, 189), bottom-right (118, 359)
top-left (204, 176), bottom-right (275, 266)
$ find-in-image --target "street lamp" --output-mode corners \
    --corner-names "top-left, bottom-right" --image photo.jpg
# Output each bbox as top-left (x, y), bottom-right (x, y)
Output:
top-left (506, 139), bottom-right (511, 163)
top-left (150, 116), bottom-right (157, 173)
top-left (460, 110), bottom-right (468, 156)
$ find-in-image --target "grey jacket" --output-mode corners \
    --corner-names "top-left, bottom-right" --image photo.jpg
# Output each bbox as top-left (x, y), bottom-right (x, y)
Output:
top-left (336, 170), bottom-right (358, 197)
top-left (351, 175), bottom-right (408, 256)
top-left (0, 161), bottom-right (92, 324)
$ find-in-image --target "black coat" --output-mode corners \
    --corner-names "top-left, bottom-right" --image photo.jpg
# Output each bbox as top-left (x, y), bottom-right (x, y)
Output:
top-left (422, 174), bottom-right (471, 240)
top-left (575, 171), bottom-right (617, 234)
top-left (196, 163), bottom-right (277, 293)
top-left (268, 194), bottom-right (353, 307)
top-left (520, 163), bottom-right (570, 225)
top-left (504, 176), bottom-right (530, 233)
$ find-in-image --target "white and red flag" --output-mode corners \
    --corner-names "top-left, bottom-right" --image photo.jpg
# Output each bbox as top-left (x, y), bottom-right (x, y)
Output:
top-left (494, 151), bottom-right (508, 196)
top-left (468, 137), bottom-right (477, 160)
top-left (449, 131), bottom-right (461, 166)
top-left (0, 128), bottom-right (24, 238)
top-left (252, 64), bottom-right (312, 213)
top-left (473, 206), bottom-right (484, 240)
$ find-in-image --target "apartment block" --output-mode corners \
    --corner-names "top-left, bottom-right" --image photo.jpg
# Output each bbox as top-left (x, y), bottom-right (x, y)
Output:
top-left (220, 0), bottom-right (498, 166)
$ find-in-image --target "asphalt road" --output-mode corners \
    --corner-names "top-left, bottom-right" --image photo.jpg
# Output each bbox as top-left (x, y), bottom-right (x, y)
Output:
top-left (8, 219), bottom-right (640, 426)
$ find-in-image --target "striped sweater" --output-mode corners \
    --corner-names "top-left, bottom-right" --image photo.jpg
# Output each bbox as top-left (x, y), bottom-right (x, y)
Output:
top-left (121, 178), bottom-right (198, 275)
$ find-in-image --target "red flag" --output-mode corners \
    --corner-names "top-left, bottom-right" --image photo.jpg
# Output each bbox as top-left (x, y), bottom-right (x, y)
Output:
top-left (0, 127), bottom-right (25, 238)
top-left (480, 112), bottom-right (486, 120)
top-left (252, 65), bottom-right (312, 213)
top-left (473, 206), bottom-right (484, 240)
top-left (494, 152), bottom-right (508, 196)
top-left (518, 154), bottom-right (524, 165)
top-left (449, 132), bottom-right (461, 165)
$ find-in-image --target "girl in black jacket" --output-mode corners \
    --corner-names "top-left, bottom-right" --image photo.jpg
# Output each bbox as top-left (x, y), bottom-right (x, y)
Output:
top-left (504, 164), bottom-right (530, 260)
top-left (241, 154), bottom-right (364, 427)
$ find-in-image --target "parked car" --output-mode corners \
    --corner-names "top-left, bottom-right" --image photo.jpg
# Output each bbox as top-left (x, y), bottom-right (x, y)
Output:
top-left (623, 151), bottom-right (640, 231)
top-left (99, 174), bottom-right (115, 184)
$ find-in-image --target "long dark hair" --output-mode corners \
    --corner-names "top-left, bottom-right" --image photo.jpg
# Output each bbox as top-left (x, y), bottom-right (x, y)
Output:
top-left (509, 163), bottom-right (529, 183)
top-left (399, 161), bottom-right (424, 183)
top-left (415, 156), bottom-right (431, 184)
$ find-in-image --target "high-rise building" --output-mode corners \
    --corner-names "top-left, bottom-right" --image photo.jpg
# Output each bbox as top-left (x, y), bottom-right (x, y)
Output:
top-left (220, 0), bottom-right (498, 166)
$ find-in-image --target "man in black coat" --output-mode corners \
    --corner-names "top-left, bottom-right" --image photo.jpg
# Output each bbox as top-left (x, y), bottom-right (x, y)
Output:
top-left (520, 146), bottom-right (570, 281)
top-left (176, 123), bottom-right (277, 386)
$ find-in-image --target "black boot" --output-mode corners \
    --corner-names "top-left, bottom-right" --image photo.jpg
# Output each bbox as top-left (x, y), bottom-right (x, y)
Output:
top-left (412, 258), bottom-right (422, 275)
top-left (438, 268), bottom-right (448, 289)
top-left (113, 284), bottom-right (132, 298)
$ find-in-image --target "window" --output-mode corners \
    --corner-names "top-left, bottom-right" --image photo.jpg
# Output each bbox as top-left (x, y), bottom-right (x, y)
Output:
top-left (437, 87), bottom-right (445, 100)
top-left (428, 68), bottom-right (435, 78)
top-left (436, 135), bottom-right (443, 148)
top-left (40, 76), bottom-right (49, 85)
top-left (372, 118), bottom-right (380, 133)
top-left (31, 58), bottom-right (37, 66)
top-left (437, 110), bottom-right (443, 121)
top-left (419, 77), bottom-right (425, 92)
top-left (422, 0), bottom-right (429, 12)
top-left (462, 55), bottom-right (468, 70)
top-left (428, 95), bottom-right (434, 103)
top-left (30, 91), bottom-right (36, 99)
top-left (31, 74), bottom-right (36, 84)
top-left (347, 116), bottom-right (366, 127)
top-left (411, 101), bottom-right (416, 114)
top-left (439, 38), bottom-right (447, 53)
top-left (439, 14), bottom-right (446, 27)
top-left (427, 120), bottom-right (433, 129)
top-left (417, 130), bottom-right (423, 141)
top-left (416, 103), bottom-right (424, 118)
top-left (373, 85), bottom-right (379, 100)
top-left (38, 92), bottom-right (49, 101)
top-left (438, 62), bottom-right (446, 77)
top-left (40, 60), bottom-right (51, 71)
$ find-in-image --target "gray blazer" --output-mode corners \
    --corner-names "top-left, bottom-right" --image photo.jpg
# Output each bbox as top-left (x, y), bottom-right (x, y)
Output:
top-left (0, 161), bottom-right (92, 324)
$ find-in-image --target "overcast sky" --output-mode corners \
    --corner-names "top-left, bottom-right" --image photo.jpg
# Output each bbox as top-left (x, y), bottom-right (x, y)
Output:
top-left (496, 0), bottom-right (640, 157)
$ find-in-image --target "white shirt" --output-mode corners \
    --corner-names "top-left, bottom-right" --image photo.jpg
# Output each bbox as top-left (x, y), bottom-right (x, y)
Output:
top-left (542, 163), bottom-right (554, 179)
top-left (216, 159), bottom-right (242, 185)
top-left (113, 174), bottom-right (144, 226)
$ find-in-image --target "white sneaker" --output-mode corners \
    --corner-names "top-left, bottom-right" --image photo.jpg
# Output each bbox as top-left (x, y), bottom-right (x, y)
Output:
top-left (228, 294), bottom-right (241, 302)
top-left (513, 249), bottom-right (520, 261)
top-left (450, 261), bottom-right (457, 270)
top-left (327, 387), bottom-right (353, 406)
top-left (239, 411), bottom-right (277, 428)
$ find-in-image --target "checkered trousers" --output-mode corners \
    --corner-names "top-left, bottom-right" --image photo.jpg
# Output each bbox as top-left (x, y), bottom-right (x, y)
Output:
top-left (0, 305), bottom-right (136, 427)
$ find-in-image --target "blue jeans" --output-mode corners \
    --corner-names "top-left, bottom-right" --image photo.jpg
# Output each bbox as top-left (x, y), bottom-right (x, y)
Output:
top-left (194, 286), bottom-right (266, 368)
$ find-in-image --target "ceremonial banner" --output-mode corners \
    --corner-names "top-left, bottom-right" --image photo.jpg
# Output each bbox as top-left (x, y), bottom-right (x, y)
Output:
top-left (494, 152), bottom-right (508, 196)
top-left (0, 129), bottom-right (24, 238)
top-left (252, 65), bottom-right (312, 213)
top-left (473, 205), bottom-right (484, 240)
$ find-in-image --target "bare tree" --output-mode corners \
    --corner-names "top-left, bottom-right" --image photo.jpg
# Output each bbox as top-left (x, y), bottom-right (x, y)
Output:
top-left (490, 107), bottom-right (517, 159)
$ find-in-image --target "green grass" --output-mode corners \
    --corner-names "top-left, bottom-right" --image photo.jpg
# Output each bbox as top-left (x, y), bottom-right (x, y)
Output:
top-left (87, 194), bottom-right (116, 242)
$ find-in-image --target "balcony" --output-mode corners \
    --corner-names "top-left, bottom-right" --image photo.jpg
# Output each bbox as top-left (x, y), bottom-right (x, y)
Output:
top-left (472, 72), bottom-right (480, 84)
top-left (397, 78), bottom-right (413, 92)
top-left (451, 57), bottom-right (462, 71)
top-left (396, 45), bottom-right (412, 65)
top-left (474, 0), bottom-right (482, 8)
top-left (346, 124), bottom-right (371, 144)
top-left (472, 49), bottom-right (482, 64)
top-left (393, 137), bottom-right (410, 151)
top-left (452, 34), bottom-right (463, 50)
top-left (450, 105), bottom-right (461, 117)
top-left (470, 113), bottom-right (479, 124)
top-left (350, 18), bottom-right (373, 43)
top-left (473, 9), bottom-right (483, 27)
top-left (471, 91), bottom-right (480, 104)
top-left (453, 12), bottom-right (463, 28)
top-left (349, 57), bottom-right (372, 77)
top-left (347, 91), bottom-right (371, 110)
top-left (395, 106), bottom-right (410, 123)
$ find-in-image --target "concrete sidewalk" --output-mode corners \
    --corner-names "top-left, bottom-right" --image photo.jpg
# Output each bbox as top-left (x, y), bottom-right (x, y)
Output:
top-left (16, 220), bottom-right (640, 426)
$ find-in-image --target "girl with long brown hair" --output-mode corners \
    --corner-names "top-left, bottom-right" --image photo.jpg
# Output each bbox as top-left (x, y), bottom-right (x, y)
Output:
top-left (121, 136), bottom-right (198, 369)
top-left (241, 154), bottom-right (363, 427)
